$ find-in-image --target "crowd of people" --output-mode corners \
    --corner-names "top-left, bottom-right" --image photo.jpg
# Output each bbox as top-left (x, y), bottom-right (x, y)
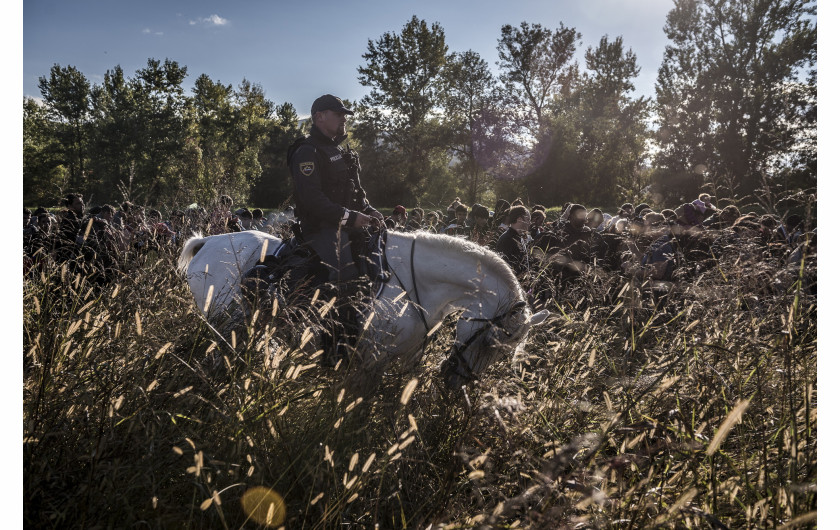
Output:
top-left (22, 192), bottom-right (294, 283)
top-left (23, 190), bottom-right (815, 301)
top-left (377, 193), bottom-right (816, 302)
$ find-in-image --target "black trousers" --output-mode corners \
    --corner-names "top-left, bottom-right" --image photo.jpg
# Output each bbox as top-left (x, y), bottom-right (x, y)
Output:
top-left (302, 227), bottom-right (361, 283)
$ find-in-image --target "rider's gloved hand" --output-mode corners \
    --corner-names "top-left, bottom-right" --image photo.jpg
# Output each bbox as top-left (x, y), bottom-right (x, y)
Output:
top-left (353, 213), bottom-right (373, 229)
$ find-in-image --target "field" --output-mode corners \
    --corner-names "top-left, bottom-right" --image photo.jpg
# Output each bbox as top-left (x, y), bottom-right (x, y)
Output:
top-left (23, 237), bottom-right (816, 528)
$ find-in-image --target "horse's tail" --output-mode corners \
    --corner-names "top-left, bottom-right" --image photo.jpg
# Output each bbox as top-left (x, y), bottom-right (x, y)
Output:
top-left (177, 233), bottom-right (207, 274)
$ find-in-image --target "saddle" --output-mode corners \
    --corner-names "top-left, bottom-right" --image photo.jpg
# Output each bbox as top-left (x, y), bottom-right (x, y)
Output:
top-left (243, 228), bottom-right (390, 298)
top-left (240, 236), bottom-right (317, 308)
top-left (241, 227), bottom-right (392, 366)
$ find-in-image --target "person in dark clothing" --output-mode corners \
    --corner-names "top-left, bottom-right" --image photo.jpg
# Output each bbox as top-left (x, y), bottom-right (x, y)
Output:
top-left (58, 193), bottom-right (84, 240)
top-left (251, 208), bottom-right (265, 229)
top-left (556, 204), bottom-right (592, 262)
top-left (529, 209), bottom-right (546, 242)
top-left (287, 94), bottom-right (384, 282)
top-left (491, 199), bottom-right (511, 231)
top-left (641, 229), bottom-right (679, 281)
top-left (55, 193), bottom-right (85, 262)
top-left (633, 203), bottom-right (651, 219)
top-left (586, 208), bottom-right (604, 231)
top-left (468, 204), bottom-right (492, 246)
top-left (675, 202), bottom-right (704, 228)
top-left (25, 213), bottom-right (58, 276)
top-left (389, 205), bottom-right (408, 231)
top-left (405, 208), bottom-right (424, 231)
top-left (444, 203), bottom-right (469, 237)
top-left (23, 208), bottom-right (38, 250)
top-left (496, 205), bottom-right (531, 276)
top-left (424, 211), bottom-right (440, 233)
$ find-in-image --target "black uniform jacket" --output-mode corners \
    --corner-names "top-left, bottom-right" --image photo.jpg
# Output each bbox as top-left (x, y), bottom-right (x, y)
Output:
top-left (288, 127), bottom-right (377, 233)
top-left (496, 227), bottom-right (529, 275)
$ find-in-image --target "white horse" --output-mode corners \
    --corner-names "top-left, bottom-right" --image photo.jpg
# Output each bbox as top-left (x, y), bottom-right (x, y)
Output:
top-left (177, 230), bottom-right (549, 389)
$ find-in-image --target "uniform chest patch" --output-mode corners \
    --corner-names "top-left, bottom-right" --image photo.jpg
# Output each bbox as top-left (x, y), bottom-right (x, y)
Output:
top-left (329, 154), bottom-right (343, 162)
top-left (299, 162), bottom-right (315, 176)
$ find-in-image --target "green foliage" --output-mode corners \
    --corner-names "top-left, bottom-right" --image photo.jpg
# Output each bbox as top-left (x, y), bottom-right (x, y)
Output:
top-left (356, 16), bottom-right (450, 204)
top-left (525, 35), bottom-right (651, 207)
top-left (654, 0), bottom-right (816, 205)
top-left (129, 58), bottom-right (191, 202)
top-left (37, 64), bottom-right (91, 192)
top-left (440, 50), bottom-right (498, 204)
top-left (24, 98), bottom-right (66, 206)
top-left (88, 66), bottom-right (141, 202)
top-left (251, 102), bottom-right (302, 209)
top-left (26, 59), bottom-right (301, 209)
top-left (23, 7), bottom-right (816, 212)
top-left (497, 21), bottom-right (581, 137)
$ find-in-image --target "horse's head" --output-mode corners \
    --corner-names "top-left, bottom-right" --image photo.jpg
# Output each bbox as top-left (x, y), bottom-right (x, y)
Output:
top-left (441, 303), bottom-right (549, 390)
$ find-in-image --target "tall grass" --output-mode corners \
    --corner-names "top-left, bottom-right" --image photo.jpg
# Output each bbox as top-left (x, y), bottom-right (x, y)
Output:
top-left (23, 232), bottom-right (816, 528)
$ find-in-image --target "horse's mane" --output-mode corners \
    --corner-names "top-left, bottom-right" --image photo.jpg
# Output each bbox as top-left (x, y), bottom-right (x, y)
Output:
top-left (409, 231), bottom-right (524, 298)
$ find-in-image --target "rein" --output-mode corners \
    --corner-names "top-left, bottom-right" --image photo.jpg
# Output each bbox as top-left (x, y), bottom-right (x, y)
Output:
top-left (384, 234), bottom-right (528, 384)
top-left (387, 238), bottom-right (433, 352)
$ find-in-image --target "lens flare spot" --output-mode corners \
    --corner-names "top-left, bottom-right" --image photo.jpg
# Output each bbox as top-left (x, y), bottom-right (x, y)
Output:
top-left (241, 486), bottom-right (286, 527)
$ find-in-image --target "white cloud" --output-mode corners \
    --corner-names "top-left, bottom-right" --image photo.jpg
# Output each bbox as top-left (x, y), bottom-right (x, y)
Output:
top-left (25, 95), bottom-right (45, 107)
top-left (142, 28), bottom-right (151, 34)
top-left (142, 27), bottom-right (163, 35)
top-left (189, 14), bottom-right (229, 27)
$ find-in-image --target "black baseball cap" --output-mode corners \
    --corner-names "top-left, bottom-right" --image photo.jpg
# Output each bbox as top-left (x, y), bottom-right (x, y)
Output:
top-left (311, 94), bottom-right (354, 116)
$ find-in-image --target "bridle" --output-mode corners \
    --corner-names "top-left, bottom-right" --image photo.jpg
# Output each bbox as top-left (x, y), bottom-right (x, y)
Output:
top-left (386, 235), bottom-right (528, 383)
top-left (444, 300), bottom-right (527, 383)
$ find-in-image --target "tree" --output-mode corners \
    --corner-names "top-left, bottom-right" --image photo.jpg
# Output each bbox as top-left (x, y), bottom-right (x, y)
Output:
top-left (26, 58), bottom-right (311, 208)
top-left (357, 16), bottom-right (450, 204)
top-left (191, 73), bottom-right (235, 202)
top-left (131, 58), bottom-right (190, 202)
top-left (24, 98), bottom-right (65, 205)
top-left (524, 35), bottom-right (650, 207)
top-left (251, 101), bottom-right (301, 209)
top-left (654, 0), bottom-right (816, 204)
top-left (577, 36), bottom-right (651, 205)
top-left (88, 65), bottom-right (143, 202)
top-left (220, 79), bottom-right (275, 205)
top-left (441, 50), bottom-right (499, 204)
top-left (38, 64), bottom-right (91, 192)
top-left (496, 21), bottom-right (581, 140)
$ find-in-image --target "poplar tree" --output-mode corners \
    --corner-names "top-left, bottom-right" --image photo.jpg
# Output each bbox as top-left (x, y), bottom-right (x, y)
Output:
top-left (655, 0), bottom-right (816, 203)
top-left (37, 64), bottom-right (91, 192)
top-left (356, 16), bottom-right (450, 204)
top-left (441, 50), bottom-right (498, 204)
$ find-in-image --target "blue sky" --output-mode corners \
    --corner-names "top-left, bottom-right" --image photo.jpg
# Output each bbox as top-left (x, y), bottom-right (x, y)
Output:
top-left (24, 0), bottom-right (676, 116)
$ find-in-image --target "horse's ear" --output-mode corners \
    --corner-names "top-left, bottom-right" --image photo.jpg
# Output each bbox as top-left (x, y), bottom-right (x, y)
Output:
top-left (528, 310), bottom-right (549, 327)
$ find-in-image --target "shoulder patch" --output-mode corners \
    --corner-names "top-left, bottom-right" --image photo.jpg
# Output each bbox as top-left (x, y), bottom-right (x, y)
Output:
top-left (299, 162), bottom-right (315, 176)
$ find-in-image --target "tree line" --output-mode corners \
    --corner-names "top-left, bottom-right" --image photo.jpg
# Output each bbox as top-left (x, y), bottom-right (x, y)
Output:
top-left (24, 0), bottom-right (815, 211)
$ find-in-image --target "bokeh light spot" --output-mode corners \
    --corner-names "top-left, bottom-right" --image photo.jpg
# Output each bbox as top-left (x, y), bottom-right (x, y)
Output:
top-left (241, 486), bottom-right (286, 527)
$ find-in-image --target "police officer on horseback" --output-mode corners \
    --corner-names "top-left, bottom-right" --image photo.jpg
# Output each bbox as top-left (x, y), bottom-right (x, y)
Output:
top-left (287, 94), bottom-right (384, 282)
